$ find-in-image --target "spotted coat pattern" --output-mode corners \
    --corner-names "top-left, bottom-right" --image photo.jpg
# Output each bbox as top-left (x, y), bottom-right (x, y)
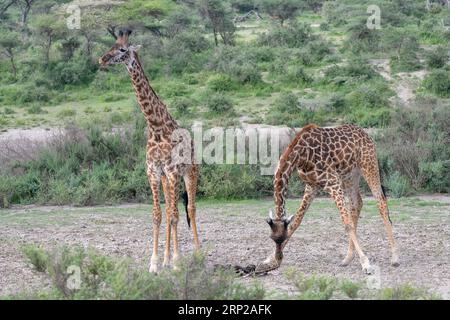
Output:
top-left (267, 124), bottom-right (399, 274)
top-left (100, 31), bottom-right (200, 273)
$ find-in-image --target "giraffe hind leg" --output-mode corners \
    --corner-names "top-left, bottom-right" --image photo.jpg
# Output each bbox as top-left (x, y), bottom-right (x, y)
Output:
top-left (361, 161), bottom-right (399, 267)
top-left (327, 183), bottom-right (373, 274)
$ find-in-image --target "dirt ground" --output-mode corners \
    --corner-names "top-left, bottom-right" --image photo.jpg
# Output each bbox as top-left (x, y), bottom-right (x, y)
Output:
top-left (0, 196), bottom-right (449, 298)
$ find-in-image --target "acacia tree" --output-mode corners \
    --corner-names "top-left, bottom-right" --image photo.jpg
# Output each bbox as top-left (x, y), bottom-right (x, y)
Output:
top-left (198, 0), bottom-right (235, 46)
top-left (15, 0), bottom-right (35, 27)
top-left (0, 0), bottom-right (16, 17)
top-left (257, 0), bottom-right (301, 26)
top-left (0, 30), bottom-right (20, 77)
top-left (31, 14), bottom-right (65, 65)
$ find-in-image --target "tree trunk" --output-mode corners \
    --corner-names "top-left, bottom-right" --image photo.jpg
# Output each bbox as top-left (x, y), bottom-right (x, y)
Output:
top-left (44, 35), bottom-right (52, 65)
top-left (0, 0), bottom-right (15, 16)
top-left (213, 27), bottom-right (218, 46)
top-left (9, 54), bottom-right (17, 78)
top-left (20, 2), bottom-right (31, 27)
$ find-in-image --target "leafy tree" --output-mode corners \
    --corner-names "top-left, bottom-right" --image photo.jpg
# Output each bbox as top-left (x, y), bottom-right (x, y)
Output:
top-left (31, 14), bottom-right (66, 65)
top-left (0, 30), bottom-right (20, 77)
top-left (257, 0), bottom-right (301, 26)
top-left (59, 37), bottom-right (80, 60)
top-left (198, 0), bottom-right (235, 46)
top-left (15, 0), bottom-right (36, 27)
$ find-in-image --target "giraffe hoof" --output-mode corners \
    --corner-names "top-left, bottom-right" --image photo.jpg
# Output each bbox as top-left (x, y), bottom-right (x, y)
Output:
top-left (339, 260), bottom-right (351, 267)
top-left (149, 264), bottom-right (158, 273)
top-left (391, 260), bottom-right (400, 267)
top-left (339, 255), bottom-right (354, 267)
top-left (162, 258), bottom-right (171, 268)
top-left (362, 265), bottom-right (375, 275)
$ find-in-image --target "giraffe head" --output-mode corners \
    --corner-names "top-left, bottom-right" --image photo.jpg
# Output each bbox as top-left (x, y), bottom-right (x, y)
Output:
top-left (99, 29), bottom-right (141, 67)
top-left (266, 209), bottom-right (293, 245)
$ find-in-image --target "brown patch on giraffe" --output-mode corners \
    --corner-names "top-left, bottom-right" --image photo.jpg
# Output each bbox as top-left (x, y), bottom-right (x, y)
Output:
top-left (264, 124), bottom-right (399, 275)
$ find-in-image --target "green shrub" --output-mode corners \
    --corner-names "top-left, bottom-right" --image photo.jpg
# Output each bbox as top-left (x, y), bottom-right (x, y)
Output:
top-left (258, 22), bottom-right (315, 48)
top-left (172, 97), bottom-right (195, 117)
top-left (199, 164), bottom-right (272, 199)
top-left (19, 245), bottom-right (265, 300)
top-left (425, 46), bottom-right (448, 69)
top-left (389, 36), bottom-right (421, 73)
top-left (422, 69), bottom-right (450, 98)
top-left (386, 171), bottom-right (412, 198)
top-left (207, 74), bottom-right (236, 91)
top-left (345, 84), bottom-right (392, 110)
top-left (286, 67), bottom-right (313, 86)
top-left (319, 23), bottom-right (329, 31)
top-left (265, 93), bottom-right (325, 127)
top-left (18, 85), bottom-right (50, 104)
top-left (57, 108), bottom-right (76, 118)
top-left (346, 108), bottom-right (391, 128)
top-left (419, 160), bottom-right (450, 193)
top-left (22, 245), bottom-right (49, 272)
top-left (323, 60), bottom-right (377, 86)
top-left (340, 279), bottom-right (361, 299)
top-left (205, 93), bottom-right (234, 114)
top-left (47, 56), bottom-right (98, 89)
top-left (377, 284), bottom-right (440, 300)
top-left (3, 107), bottom-right (15, 115)
top-left (27, 104), bottom-right (47, 115)
top-left (285, 270), bottom-right (336, 300)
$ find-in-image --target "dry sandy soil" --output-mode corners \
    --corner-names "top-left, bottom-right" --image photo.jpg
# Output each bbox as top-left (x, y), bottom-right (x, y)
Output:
top-left (0, 196), bottom-right (449, 298)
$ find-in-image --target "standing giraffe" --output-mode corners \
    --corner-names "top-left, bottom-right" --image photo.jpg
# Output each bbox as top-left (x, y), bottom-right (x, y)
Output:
top-left (262, 124), bottom-right (399, 274)
top-left (99, 29), bottom-right (200, 272)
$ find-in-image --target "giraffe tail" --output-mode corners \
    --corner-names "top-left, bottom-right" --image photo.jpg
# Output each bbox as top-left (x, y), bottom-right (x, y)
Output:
top-left (182, 191), bottom-right (190, 228)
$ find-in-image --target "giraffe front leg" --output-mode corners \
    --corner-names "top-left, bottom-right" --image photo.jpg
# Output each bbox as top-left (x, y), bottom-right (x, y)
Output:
top-left (148, 173), bottom-right (162, 273)
top-left (161, 175), bottom-right (171, 268)
top-left (282, 184), bottom-right (318, 251)
top-left (167, 172), bottom-right (181, 270)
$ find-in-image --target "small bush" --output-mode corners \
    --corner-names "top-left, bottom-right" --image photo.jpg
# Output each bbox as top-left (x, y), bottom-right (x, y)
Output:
top-left (386, 171), bottom-right (412, 198)
top-left (57, 108), bottom-right (76, 118)
top-left (172, 97), bottom-right (195, 117)
top-left (286, 67), bottom-right (313, 86)
top-left (285, 270), bottom-right (336, 300)
top-left (19, 245), bottom-right (265, 300)
top-left (377, 284), bottom-right (440, 300)
top-left (340, 279), bottom-right (361, 299)
top-left (422, 69), bottom-right (450, 98)
top-left (27, 105), bottom-right (47, 115)
top-left (205, 93), bottom-right (234, 115)
top-left (258, 22), bottom-right (315, 48)
top-left (3, 107), bottom-right (15, 115)
top-left (425, 46), bottom-right (448, 69)
top-left (207, 74), bottom-right (236, 92)
top-left (319, 23), bottom-right (329, 31)
top-left (22, 245), bottom-right (49, 272)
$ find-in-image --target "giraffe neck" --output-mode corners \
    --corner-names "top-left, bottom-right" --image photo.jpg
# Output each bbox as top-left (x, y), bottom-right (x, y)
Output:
top-left (126, 52), bottom-right (177, 129)
top-left (273, 152), bottom-right (298, 219)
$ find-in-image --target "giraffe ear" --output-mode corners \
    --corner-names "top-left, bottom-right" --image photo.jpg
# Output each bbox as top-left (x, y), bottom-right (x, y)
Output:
top-left (129, 44), bottom-right (141, 52)
top-left (284, 215), bottom-right (294, 226)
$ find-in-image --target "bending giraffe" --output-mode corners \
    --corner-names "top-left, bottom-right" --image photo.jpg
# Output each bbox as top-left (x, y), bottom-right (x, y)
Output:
top-left (263, 124), bottom-right (399, 274)
top-left (99, 29), bottom-right (200, 273)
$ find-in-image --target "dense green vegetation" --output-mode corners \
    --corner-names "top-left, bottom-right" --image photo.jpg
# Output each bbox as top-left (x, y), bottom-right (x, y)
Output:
top-left (8, 244), bottom-right (440, 300)
top-left (0, 0), bottom-right (449, 206)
